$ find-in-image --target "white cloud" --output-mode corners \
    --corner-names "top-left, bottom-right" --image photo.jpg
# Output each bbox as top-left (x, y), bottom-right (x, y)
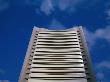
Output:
top-left (84, 3), bottom-right (110, 47)
top-left (39, 0), bottom-right (87, 14)
top-left (84, 27), bottom-right (110, 47)
top-left (97, 61), bottom-right (110, 69)
top-left (48, 19), bottom-right (65, 30)
top-left (95, 26), bottom-right (110, 42)
top-left (58, 0), bottom-right (83, 11)
top-left (89, 7), bottom-right (110, 45)
top-left (25, 0), bottom-right (99, 15)
top-left (88, 7), bottom-right (110, 81)
top-left (40, 0), bottom-right (54, 15)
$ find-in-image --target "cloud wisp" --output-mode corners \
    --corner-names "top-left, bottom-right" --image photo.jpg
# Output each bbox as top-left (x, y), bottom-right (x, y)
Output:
top-left (48, 19), bottom-right (65, 30)
top-left (95, 61), bottom-right (110, 80)
top-left (106, 9), bottom-right (110, 19)
top-left (96, 72), bottom-right (104, 80)
top-left (95, 26), bottom-right (110, 42)
top-left (40, 0), bottom-right (54, 15)
top-left (0, 69), bottom-right (5, 75)
top-left (25, 0), bottom-right (98, 15)
top-left (96, 61), bottom-right (110, 70)
top-left (29, 0), bottom-right (83, 15)
top-left (57, 0), bottom-right (84, 12)
top-left (0, 80), bottom-right (10, 82)
top-left (0, 0), bottom-right (9, 12)
top-left (36, 0), bottom-right (84, 15)
top-left (84, 27), bottom-right (110, 47)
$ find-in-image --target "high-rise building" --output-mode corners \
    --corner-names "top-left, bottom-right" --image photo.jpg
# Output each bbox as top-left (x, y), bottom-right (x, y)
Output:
top-left (19, 26), bottom-right (96, 82)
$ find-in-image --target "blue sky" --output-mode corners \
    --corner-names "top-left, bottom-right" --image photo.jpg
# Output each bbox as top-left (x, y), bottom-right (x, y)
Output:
top-left (0, 0), bottom-right (110, 82)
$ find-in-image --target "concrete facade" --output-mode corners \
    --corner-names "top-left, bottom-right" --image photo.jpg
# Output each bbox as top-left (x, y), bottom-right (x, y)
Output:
top-left (19, 26), bottom-right (96, 82)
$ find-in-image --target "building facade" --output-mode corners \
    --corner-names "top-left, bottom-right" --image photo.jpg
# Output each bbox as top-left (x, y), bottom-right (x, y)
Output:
top-left (19, 26), bottom-right (96, 82)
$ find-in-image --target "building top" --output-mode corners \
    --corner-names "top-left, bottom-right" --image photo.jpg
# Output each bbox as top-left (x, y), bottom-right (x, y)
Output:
top-left (33, 26), bottom-right (83, 32)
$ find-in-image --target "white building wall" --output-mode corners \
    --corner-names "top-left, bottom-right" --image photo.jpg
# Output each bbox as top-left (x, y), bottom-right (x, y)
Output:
top-left (28, 28), bottom-right (87, 82)
top-left (19, 26), bottom-right (96, 82)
